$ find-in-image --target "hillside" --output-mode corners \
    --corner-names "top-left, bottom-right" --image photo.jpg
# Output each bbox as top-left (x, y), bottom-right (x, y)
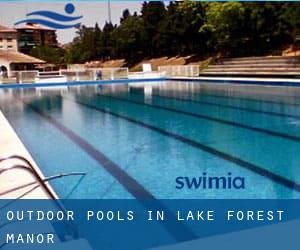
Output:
top-left (90, 55), bottom-right (211, 71)
top-left (89, 47), bottom-right (300, 71)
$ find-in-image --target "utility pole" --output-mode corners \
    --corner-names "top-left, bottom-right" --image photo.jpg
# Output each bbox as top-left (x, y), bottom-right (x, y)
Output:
top-left (108, 0), bottom-right (112, 23)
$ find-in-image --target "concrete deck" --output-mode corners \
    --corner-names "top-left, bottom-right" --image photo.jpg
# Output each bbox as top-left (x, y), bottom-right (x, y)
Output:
top-left (0, 110), bottom-right (57, 199)
top-left (171, 76), bottom-right (300, 85)
top-left (0, 112), bottom-right (93, 249)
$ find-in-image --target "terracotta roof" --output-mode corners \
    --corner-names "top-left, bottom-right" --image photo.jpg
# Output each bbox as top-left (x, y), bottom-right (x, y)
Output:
top-left (16, 23), bottom-right (54, 31)
top-left (0, 25), bottom-right (17, 33)
top-left (0, 50), bottom-right (45, 64)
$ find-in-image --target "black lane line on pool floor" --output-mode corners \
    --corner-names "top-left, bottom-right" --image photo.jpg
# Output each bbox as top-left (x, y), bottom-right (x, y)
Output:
top-left (19, 99), bottom-right (197, 242)
top-left (27, 103), bottom-right (155, 199)
top-left (149, 93), bottom-right (300, 120)
top-left (63, 95), bottom-right (300, 193)
top-left (97, 94), bottom-right (300, 143)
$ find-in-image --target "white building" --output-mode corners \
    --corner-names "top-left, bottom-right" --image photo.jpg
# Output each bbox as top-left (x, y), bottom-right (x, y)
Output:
top-left (0, 24), bottom-right (44, 77)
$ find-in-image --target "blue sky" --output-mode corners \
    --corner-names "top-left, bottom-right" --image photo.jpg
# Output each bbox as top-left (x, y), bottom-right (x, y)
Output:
top-left (0, 1), bottom-right (143, 44)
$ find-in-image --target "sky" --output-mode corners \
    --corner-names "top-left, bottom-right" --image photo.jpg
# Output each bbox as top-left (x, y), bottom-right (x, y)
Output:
top-left (0, 1), bottom-right (143, 44)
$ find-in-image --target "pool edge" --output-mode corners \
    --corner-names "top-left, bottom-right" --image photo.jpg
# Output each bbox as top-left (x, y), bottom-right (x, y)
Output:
top-left (0, 110), bottom-right (58, 199)
top-left (170, 76), bottom-right (300, 86)
top-left (2, 76), bottom-right (300, 88)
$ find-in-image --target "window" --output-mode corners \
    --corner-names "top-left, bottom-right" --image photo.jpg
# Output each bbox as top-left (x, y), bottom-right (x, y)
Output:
top-left (7, 45), bottom-right (13, 49)
top-left (7, 38), bottom-right (13, 42)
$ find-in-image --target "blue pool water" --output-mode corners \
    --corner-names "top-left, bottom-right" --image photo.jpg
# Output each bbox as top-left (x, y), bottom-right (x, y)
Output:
top-left (1, 80), bottom-right (300, 199)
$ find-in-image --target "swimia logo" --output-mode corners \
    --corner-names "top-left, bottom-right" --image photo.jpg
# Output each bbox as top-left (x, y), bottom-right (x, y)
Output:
top-left (176, 172), bottom-right (245, 190)
top-left (14, 3), bottom-right (82, 29)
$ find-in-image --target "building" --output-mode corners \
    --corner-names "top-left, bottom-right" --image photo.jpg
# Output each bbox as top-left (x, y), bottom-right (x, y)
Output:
top-left (0, 25), bottom-right (18, 51)
top-left (16, 23), bottom-right (58, 54)
top-left (0, 24), bottom-right (45, 76)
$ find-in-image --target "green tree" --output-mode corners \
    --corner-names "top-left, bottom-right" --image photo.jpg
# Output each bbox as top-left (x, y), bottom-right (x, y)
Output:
top-left (163, 0), bottom-right (206, 55)
top-left (64, 1), bottom-right (300, 63)
top-left (281, 3), bottom-right (300, 44)
top-left (201, 2), bottom-right (247, 56)
top-left (120, 9), bottom-right (131, 23)
top-left (244, 3), bottom-right (292, 55)
top-left (30, 46), bottom-right (66, 64)
top-left (141, 1), bottom-right (166, 56)
top-left (113, 15), bottom-right (146, 60)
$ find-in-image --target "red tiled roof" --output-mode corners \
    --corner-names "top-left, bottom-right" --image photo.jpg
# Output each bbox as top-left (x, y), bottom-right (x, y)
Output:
top-left (16, 23), bottom-right (54, 31)
top-left (0, 50), bottom-right (45, 64)
top-left (0, 25), bottom-right (17, 33)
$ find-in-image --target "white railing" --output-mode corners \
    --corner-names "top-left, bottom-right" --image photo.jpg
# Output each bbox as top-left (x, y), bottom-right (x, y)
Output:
top-left (60, 68), bottom-right (129, 82)
top-left (128, 71), bottom-right (165, 79)
top-left (0, 68), bottom-right (129, 84)
top-left (0, 70), bottom-right (39, 83)
top-left (158, 65), bottom-right (200, 77)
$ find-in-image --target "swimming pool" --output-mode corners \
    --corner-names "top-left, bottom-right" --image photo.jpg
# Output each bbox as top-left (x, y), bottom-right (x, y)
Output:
top-left (1, 80), bottom-right (300, 199)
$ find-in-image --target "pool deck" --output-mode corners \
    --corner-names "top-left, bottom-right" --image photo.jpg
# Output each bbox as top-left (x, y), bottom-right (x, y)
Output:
top-left (171, 76), bottom-right (300, 86)
top-left (0, 110), bottom-right (56, 199)
top-left (1, 75), bottom-right (300, 89)
top-left (0, 114), bottom-right (93, 248)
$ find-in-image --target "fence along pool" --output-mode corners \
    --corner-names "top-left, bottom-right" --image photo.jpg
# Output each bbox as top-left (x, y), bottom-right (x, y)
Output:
top-left (0, 68), bottom-right (129, 84)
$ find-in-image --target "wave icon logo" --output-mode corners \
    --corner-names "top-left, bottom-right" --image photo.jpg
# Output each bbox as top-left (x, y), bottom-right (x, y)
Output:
top-left (14, 3), bottom-right (82, 29)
